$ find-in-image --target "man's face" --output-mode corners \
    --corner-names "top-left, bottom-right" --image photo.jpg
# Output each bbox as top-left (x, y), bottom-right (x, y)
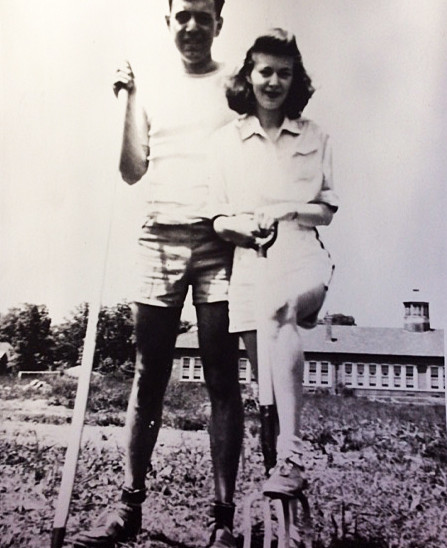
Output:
top-left (166, 0), bottom-right (223, 71)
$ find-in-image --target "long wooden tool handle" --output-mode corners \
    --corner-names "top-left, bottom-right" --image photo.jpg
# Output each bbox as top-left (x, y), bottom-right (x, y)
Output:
top-left (51, 89), bottom-right (128, 548)
top-left (256, 254), bottom-right (274, 406)
top-left (256, 221), bottom-right (278, 406)
top-left (51, 300), bottom-right (102, 547)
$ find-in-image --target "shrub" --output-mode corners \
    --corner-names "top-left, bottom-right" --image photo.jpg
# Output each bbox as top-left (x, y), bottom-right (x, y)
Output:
top-left (315, 387), bottom-right (331, 397)
top-left (336, 383), bottom-right (356, 398)
top-left (0, 304), bottom-right (53, 371)
top-left (163, 380), bottom-right (210, 430)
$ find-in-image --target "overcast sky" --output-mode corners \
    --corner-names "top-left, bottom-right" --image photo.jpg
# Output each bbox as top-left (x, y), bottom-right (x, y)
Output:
top-left (1, 0), bottom-right (446, 329)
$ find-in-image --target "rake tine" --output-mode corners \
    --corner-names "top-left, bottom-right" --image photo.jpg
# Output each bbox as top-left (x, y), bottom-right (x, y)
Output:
top-left (272, 498), bottom-right (291, 548)
top-left (262, 497), bottom-right (273, 548)
top-left (297, 492), bottom-right (313, 548)
top-left (243, 492), bottom-right (310, 547)
top-left (243, 491), bottom-right (261, 548)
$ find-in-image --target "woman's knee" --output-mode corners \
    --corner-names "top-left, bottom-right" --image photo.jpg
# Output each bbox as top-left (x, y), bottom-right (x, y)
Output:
top-left (272, 284), bottom-right (326, 327)
top-left (272, 301), bottom-right (297, 327)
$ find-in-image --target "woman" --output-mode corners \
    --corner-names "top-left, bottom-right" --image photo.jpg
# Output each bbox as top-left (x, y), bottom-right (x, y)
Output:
top-left (209, 28), bottom-right (338, 498)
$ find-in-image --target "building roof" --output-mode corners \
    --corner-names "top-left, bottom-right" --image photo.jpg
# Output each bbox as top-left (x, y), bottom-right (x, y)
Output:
top-left (301, 325), bottom-right (444, 357)
top-left (176, 325), bottom-right (444, 359)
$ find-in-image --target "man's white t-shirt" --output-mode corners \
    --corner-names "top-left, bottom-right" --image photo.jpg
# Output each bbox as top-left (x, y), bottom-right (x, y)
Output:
top-left (140, 62), bottom-right (234, 225)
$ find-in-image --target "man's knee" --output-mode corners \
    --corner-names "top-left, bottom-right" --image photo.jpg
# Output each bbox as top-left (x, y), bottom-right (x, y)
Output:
top-left (134, 303), bottom-right (181, 349)
top-left (205, 368), bottom-right (241, 404)
top-left (132, 303), bottom-right (182, 389)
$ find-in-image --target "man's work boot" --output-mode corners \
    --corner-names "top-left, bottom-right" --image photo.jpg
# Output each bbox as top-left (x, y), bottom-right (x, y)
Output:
top-left (71, 488), bottom-right (145, 547)
top-left (262, 458), bottom-right (308, 499)
top-left (207, 501), bottom-right (237, 548)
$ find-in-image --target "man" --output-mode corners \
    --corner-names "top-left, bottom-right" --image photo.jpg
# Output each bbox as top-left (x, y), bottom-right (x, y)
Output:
top-left (72, 1), bottom-right (243, 547)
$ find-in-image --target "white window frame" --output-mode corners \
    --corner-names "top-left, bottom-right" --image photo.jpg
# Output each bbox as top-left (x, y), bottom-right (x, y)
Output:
top-left (357, 363), bottom-right (365, 387)
top-left (180, 355), bottom-right (254, 384)
top-left (320, 361), bottom-right (330, 385)
top-left (393, 365), bottom-right (403, 388)
top-left (180, 356), bottom-right (205, 382)
top-left (180, 357), bottom-right (193, 381)
top-left (427, 365), bottom-right (444, 391)
top-left (343, 362), bottom-right (353, 386)
top-left (238, 358), bottom-right (252, 384)
top-left (368, 363), bottom-right (377, 387)
top-left (404, 365), bottom-right (417, 389)
top-left (307, 361), bottom-right (318, 385)
top-left (381, 364), bottom-right (390, 388)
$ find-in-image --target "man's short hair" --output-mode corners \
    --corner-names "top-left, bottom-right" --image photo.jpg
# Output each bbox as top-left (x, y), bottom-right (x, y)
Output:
top-left (168, 0), bottom-right (225, 17)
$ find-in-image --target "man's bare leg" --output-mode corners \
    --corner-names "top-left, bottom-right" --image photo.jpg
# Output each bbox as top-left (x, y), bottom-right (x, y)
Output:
top-left (73, 303), bottom-right (182, 547)
top-left (124, 303), bottom-right (183, 489)
top-left (196, 301), bottom-right (244, 544)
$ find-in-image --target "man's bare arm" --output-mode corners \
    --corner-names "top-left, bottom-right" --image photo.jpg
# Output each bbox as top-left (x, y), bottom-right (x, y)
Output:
top-left (114, 61), bottom-right (149, 185)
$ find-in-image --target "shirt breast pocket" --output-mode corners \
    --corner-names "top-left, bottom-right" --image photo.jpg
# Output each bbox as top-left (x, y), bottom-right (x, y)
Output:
top-left (291, 142), bottom-right (321, 183)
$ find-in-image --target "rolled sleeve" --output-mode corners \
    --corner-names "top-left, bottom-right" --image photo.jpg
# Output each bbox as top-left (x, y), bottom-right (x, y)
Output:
top-left (311, 135), bottom-right (339, 212)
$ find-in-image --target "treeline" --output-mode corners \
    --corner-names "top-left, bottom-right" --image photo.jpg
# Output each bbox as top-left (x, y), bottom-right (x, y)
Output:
top-left (0, 302), bottom-right (193, 374)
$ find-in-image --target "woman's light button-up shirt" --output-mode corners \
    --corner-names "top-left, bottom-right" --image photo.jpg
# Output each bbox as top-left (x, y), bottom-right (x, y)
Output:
top-left (209, 114), bottom-right (338, 216)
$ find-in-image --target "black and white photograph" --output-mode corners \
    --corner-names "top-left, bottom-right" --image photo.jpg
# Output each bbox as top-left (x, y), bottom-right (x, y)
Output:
top-left (1, 1), bottom-right (446, 547)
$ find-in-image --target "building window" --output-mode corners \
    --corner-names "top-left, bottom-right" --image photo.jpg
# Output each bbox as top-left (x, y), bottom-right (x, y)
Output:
top-left (321, 362), bottom-right (329, 385)
top-left (180, 356), bottom-right (205, 382)
top-left (369, 364), bottom-right (377, 387)
top-left (193, 358), bottom-right (203, 381)
top-left (357, 363), bottom-right (364, 386)
top-left (181, 357), bottom-right (192, 381)
top-left (239, 358), bottom-right (252, 384)
top-left (381, 365), bottom-right (389, 387)
top-left (181, 356), bottom-right (252, 384)
top-left (429, 366), bottom-right (441, 390)
top-left (308, 361), bottom-right (317, 384)
top-left (405, 366), bottom-right (415, 389)
top-left (344, 362), bottom-right (353, 386)
top-left (393, 366), bottom-right (402, 388)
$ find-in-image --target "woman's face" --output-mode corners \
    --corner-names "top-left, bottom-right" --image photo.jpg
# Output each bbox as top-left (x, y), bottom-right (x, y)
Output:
top-left (248, 52), bottom-right (294, 115)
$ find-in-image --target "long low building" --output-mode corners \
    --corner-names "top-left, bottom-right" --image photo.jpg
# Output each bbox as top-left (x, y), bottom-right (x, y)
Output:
top-left (173, 298), bottom-right (445, 403)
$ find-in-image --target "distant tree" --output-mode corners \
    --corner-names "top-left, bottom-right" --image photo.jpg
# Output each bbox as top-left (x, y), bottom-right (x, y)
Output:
top-left (52, 303), bottom-right (89, 368)
top-left (0, 304), bottom-right (53, 371)
top-left (52, 302), bottom-right (196, 373)
top-left (318, 313), bottom-right (356, 326)
top-left (331, 314), bottom-right (356, 326)
top-left (95, 302), bottom-right (135, 372)
top-left (52, 302), bottom-right (133, 371)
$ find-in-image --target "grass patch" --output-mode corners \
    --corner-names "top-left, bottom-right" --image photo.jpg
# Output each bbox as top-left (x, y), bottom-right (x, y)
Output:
top-left (1, 375), bottom-right (447, 547)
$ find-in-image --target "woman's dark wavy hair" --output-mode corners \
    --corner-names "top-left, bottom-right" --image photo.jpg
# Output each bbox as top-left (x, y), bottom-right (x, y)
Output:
top-left (226, 28), bottom-right (314, 119)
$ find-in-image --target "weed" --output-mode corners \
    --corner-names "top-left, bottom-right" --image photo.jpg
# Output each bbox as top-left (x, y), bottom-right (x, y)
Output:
top-left (1, 377), bottom-right (447, 547)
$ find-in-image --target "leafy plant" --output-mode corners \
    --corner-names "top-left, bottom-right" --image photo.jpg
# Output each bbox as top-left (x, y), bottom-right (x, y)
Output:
top-left (2, 378), bottom-right (447, 547)
top-left (0, 304), bottom-right (53, 372)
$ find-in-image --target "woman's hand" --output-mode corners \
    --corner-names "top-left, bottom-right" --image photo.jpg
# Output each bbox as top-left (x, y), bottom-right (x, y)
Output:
top-left (255, 203), bottom-right (298, 224)
top-left (255, 202), bottom-right (334, 227)
top-left (213, 214), bottom-right (263, 248)
top-left (113, 60), bottom-right (136, 97)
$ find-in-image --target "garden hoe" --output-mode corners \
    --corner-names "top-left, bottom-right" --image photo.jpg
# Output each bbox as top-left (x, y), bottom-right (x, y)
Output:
top-left (243, 223), bottom-right (312, 548)
top-left (51, 89), bottom-right (128, 548)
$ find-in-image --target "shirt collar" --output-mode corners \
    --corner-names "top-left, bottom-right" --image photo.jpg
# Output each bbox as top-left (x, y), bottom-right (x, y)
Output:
top-left (237, 114), bottom-right (302, 141)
